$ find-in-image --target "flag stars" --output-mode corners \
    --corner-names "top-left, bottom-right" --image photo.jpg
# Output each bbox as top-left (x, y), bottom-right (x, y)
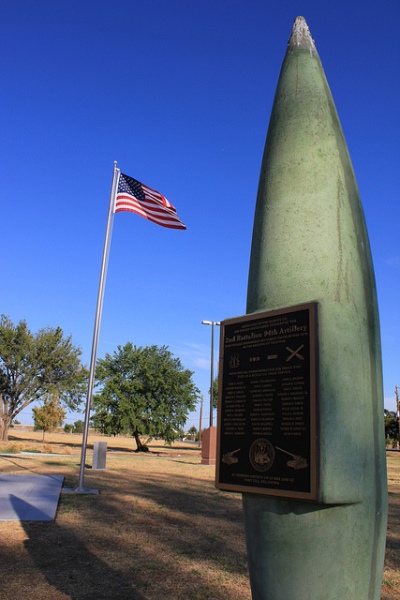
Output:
top-left (118, 174), bottom-right (145, 201)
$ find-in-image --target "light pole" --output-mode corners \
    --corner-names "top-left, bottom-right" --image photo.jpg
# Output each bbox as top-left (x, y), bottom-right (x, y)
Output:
top-left (202, 320), bottom-right (220, 427)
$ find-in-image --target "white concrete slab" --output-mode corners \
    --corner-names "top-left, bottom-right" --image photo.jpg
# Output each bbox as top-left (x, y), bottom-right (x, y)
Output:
top-left (0, 474), bottom-right (64, 521)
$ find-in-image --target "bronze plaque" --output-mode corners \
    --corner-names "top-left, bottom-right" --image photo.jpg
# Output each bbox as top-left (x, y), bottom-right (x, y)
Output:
top-left (216, 303), bottom-right (318, 500)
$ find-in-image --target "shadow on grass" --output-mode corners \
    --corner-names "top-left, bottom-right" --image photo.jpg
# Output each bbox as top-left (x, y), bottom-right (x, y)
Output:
top-left (0, 455), bottom-right (41, 474)
top-left (58, 468), bottom-right (250, 597)
top-left (7, 458), bottom-right (250, 599)
top-left (385, 491), bottom-right (400, 569)
top-left (16, 496), bottom-right (146, 600)
top-left (8, 434), bottom-right (202, 456)
top-left (8, 435), bottom-right (99, 451)
top-left (4, 451), bottom-right (398, 599)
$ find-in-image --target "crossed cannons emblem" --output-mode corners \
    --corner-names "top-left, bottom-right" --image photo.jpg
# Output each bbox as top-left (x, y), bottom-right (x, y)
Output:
top-left (286, 344), bottom-right (304, 362)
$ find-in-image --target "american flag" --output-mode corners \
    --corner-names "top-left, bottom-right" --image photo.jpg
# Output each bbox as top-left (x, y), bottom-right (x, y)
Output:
top-left (115, 173), bottom-right (186, 230)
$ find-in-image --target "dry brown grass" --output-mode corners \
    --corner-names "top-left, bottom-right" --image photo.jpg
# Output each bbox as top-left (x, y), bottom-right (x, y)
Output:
top-left (0, 431), bottom-right (399, 600)
top-left (1, 428), bottom-right (157, 455)
top-left (382, 451), bottom-right (400, 600)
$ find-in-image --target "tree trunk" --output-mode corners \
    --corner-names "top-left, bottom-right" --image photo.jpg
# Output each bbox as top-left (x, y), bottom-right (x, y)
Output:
top-left (0, 393), bottom-right (12, 442)
top-left (0, 415), bottom-right (11, 442)
top-left (133, 430), bottom-right (142, 450)
top-left (133, 431), bottom-right (148, 452)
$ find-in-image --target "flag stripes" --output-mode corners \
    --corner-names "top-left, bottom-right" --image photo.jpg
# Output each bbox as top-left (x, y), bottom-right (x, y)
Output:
top-left (115, 173), bottom-right (186, 230)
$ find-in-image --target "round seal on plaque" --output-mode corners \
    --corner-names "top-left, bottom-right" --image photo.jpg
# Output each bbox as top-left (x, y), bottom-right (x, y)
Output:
top-left (249, 439), bottom-right (275, 472)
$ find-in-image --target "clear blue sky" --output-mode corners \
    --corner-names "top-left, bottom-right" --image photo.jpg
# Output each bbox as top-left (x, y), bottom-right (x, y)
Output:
top-left (2, 0), bottom-right (399, 429)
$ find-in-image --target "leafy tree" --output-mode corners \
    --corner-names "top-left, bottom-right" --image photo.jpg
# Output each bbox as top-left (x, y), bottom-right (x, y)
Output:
top-left (188, 425), bottom-right (198, 440)
top-left (0, 315), bottom-right (88, 441)
top-left (73, 419), bottom-right (85, 434)
top-left (91, 408), bottom-right (120, 436)
top-left (92, 343), bottom-right (199, 451)
top-left (33, 392), bottom-right (66, 442)
top-left (384, 409), bottom-right (399, 440)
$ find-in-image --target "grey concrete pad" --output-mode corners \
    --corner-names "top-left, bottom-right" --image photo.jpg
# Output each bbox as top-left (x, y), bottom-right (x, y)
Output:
top-left (0, 474), bottom-right (64, 521)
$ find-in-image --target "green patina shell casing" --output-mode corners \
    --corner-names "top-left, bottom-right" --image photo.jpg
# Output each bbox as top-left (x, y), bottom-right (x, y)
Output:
top-left (245, 16), bottom-right (387, 599)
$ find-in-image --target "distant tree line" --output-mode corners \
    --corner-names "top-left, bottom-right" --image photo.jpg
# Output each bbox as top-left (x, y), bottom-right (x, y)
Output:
top-left (1, 316), bottom-right (199, 449)
top-left (64, 420), bottom-right (85, 434)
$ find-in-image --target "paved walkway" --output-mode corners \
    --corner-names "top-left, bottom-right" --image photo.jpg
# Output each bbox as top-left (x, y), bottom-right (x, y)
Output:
top-left (0, 474), bottom-right (64, 521)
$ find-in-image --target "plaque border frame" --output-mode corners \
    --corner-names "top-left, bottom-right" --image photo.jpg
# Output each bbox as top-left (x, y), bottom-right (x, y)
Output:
top-left (215, 302), bottom-right (319, 501)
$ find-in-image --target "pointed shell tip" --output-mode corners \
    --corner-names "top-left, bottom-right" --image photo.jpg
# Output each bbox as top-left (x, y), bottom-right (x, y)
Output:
top-left (288, 16), bottom-right (316, 53)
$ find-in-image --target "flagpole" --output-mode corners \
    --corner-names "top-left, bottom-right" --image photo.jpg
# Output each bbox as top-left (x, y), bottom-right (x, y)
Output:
top-left (74, 161), bottom-right (120, 493)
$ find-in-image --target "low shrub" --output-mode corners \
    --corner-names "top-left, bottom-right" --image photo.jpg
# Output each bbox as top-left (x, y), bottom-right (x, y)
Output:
top-left (3, 442), bottom-right (21, 453)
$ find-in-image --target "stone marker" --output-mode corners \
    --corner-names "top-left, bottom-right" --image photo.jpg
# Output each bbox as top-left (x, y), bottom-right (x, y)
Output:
top-left (92, 441), bottom-right (107, 470)
top-left (232, 16), bottom-right (386, 600)
top-left (201, 426), bottom-right (217, 465)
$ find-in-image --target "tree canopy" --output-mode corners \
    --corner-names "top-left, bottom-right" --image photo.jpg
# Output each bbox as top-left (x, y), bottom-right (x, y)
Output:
top-left (384, 409), bottom-right (399, 440)
top-left (0, 315), bottom-right (87, 441)
top-left (92, 343), bottom-right (199, 450)
top-left (33, 392), bottom-right (66, 442)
